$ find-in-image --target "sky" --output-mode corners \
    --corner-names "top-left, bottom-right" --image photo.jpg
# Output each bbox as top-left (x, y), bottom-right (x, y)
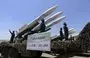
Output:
top-left (0, 0), bottom-right (90, 40)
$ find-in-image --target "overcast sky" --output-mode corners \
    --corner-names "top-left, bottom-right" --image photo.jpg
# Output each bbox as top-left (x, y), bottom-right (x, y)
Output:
top-left (0, 0), bottom-right (90, 40)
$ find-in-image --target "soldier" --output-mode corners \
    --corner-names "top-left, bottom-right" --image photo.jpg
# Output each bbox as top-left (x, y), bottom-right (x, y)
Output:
top-left (40, 19), bottom-right (46, 32)
top-left (37, 19), bottom-right (46, 57)
top-left (63, 22), bottom-right (69, 40)
top-left (9, 30), bottom-right (15, 43)
top-left (70, 35), bottom-right (74, 41)
top-left (60, 28), bottom-right (64, 41)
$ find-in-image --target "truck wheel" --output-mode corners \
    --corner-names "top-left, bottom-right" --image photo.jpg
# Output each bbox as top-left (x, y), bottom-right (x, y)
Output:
top-left (8, 47), bottom-right (21, 58)
top-left (37, 51), bottom-right (42, 57)
top-left (1, 46), bottom-right (9, 58)
top-left (33, 51), bottom-right (42, 58)
top-left (27, 51), bottom-right (42, 58)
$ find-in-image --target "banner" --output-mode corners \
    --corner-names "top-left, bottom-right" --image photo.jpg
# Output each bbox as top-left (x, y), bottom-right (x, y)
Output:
top-left (27, 32), bottom-right (51, 51)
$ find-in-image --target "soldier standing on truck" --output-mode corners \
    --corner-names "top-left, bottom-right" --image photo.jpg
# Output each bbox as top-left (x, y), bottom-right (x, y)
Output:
top-left (40, 19), bottom-right (46, 32)
top-left (9, 30), bottom-right (15, 43)
top-left (60, 28), bottom-right (64, 41)
top-left (63, 22), bottom-right (69, 40)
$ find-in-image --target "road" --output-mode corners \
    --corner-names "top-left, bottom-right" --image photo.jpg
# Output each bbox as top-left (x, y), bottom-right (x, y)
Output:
top-left (41, 53), bottom-right (90, 58)
top-left (0, 53), bottom-right (89, 58)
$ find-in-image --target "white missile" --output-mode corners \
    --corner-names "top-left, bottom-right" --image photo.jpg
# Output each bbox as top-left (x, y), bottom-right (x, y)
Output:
top-left (17, 5), bottom-right (58, 36)
top-left (32, 11), bottom-right (63, 31)
top-left (46, 16), bottom-right (66, 29)
top-left (28, 5), bottom-right (58, 24)
top-left (69, 28), bottom-right (77, 34)
top-left (39, 5), bottom-right (58, 19)
top-left (45, 11), bottom-right (63, 24)
top-left (19, 24), bottom-right (28, 32)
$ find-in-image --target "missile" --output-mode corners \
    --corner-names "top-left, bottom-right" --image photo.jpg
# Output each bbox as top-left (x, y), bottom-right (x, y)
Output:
top-left (17, 22), bottom-right (39, 37)
top-left (56, 28), bottom-right (77, 37)
top-left (52, 28), bottom-right (78, 41)
top-left (19, 24), bottom-right (28, 32)
top-left (39, 5), bottom-right (58, 19)
top-left (17, 5), bottom-right (58, 36)
top-left (32, 16), bottom-right (65, 32)
top-left (46, 16), bottom-right (66, 29)
top-left (32, 11), bottom-right (63, 31)
top-left (45, 28), bottom-right (51, 31)
top-left (45, 11), bottom-right (63, 24)
top-left (69, 28), bottom-right (77, 34)
top-left (29, 5), bottom-right (58, 24)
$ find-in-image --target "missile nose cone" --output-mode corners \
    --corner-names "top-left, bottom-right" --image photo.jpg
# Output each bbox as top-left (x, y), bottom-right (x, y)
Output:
top-left (51, 5), bottom-right (58, 9)
top-left (51, 11), bottom-right (63, 18)
top-left (51, 11), bottom-right (63, 17)
top-left (41, 5), bottom-right (58, 18)
top-left (52, 5), bottom-right (58, 8)
top-left (45, 11), bottom-right (63, 24)
top-left (46, 16), bottom-right (66, 28)
top-left (57, 11), bottom-right (63, 14)
top-left (45, 5), bottom-right (58, 13)
top-left (59, 16), bottom-right (66, 19)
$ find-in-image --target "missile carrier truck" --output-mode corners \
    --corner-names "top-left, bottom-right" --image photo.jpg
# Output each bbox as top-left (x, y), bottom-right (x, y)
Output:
top-left (1, 22), bottom-right (90, 58)
top-left (51, 22), bottom-right (90, 56)
top-left (0, 18), bottom-right (49, 58)
top-left (0, 5), bottom-right (59, 58)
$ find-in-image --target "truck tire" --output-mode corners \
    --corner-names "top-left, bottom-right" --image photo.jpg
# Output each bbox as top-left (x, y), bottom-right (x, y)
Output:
top-left (8, 47), bottom-right (21, 58)
top-left (32, 51), bottom-right (42, 58)
top-left (37, 51), bottom-right (42, 58)
top-left (1, 46), bottom-right (9, 58)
